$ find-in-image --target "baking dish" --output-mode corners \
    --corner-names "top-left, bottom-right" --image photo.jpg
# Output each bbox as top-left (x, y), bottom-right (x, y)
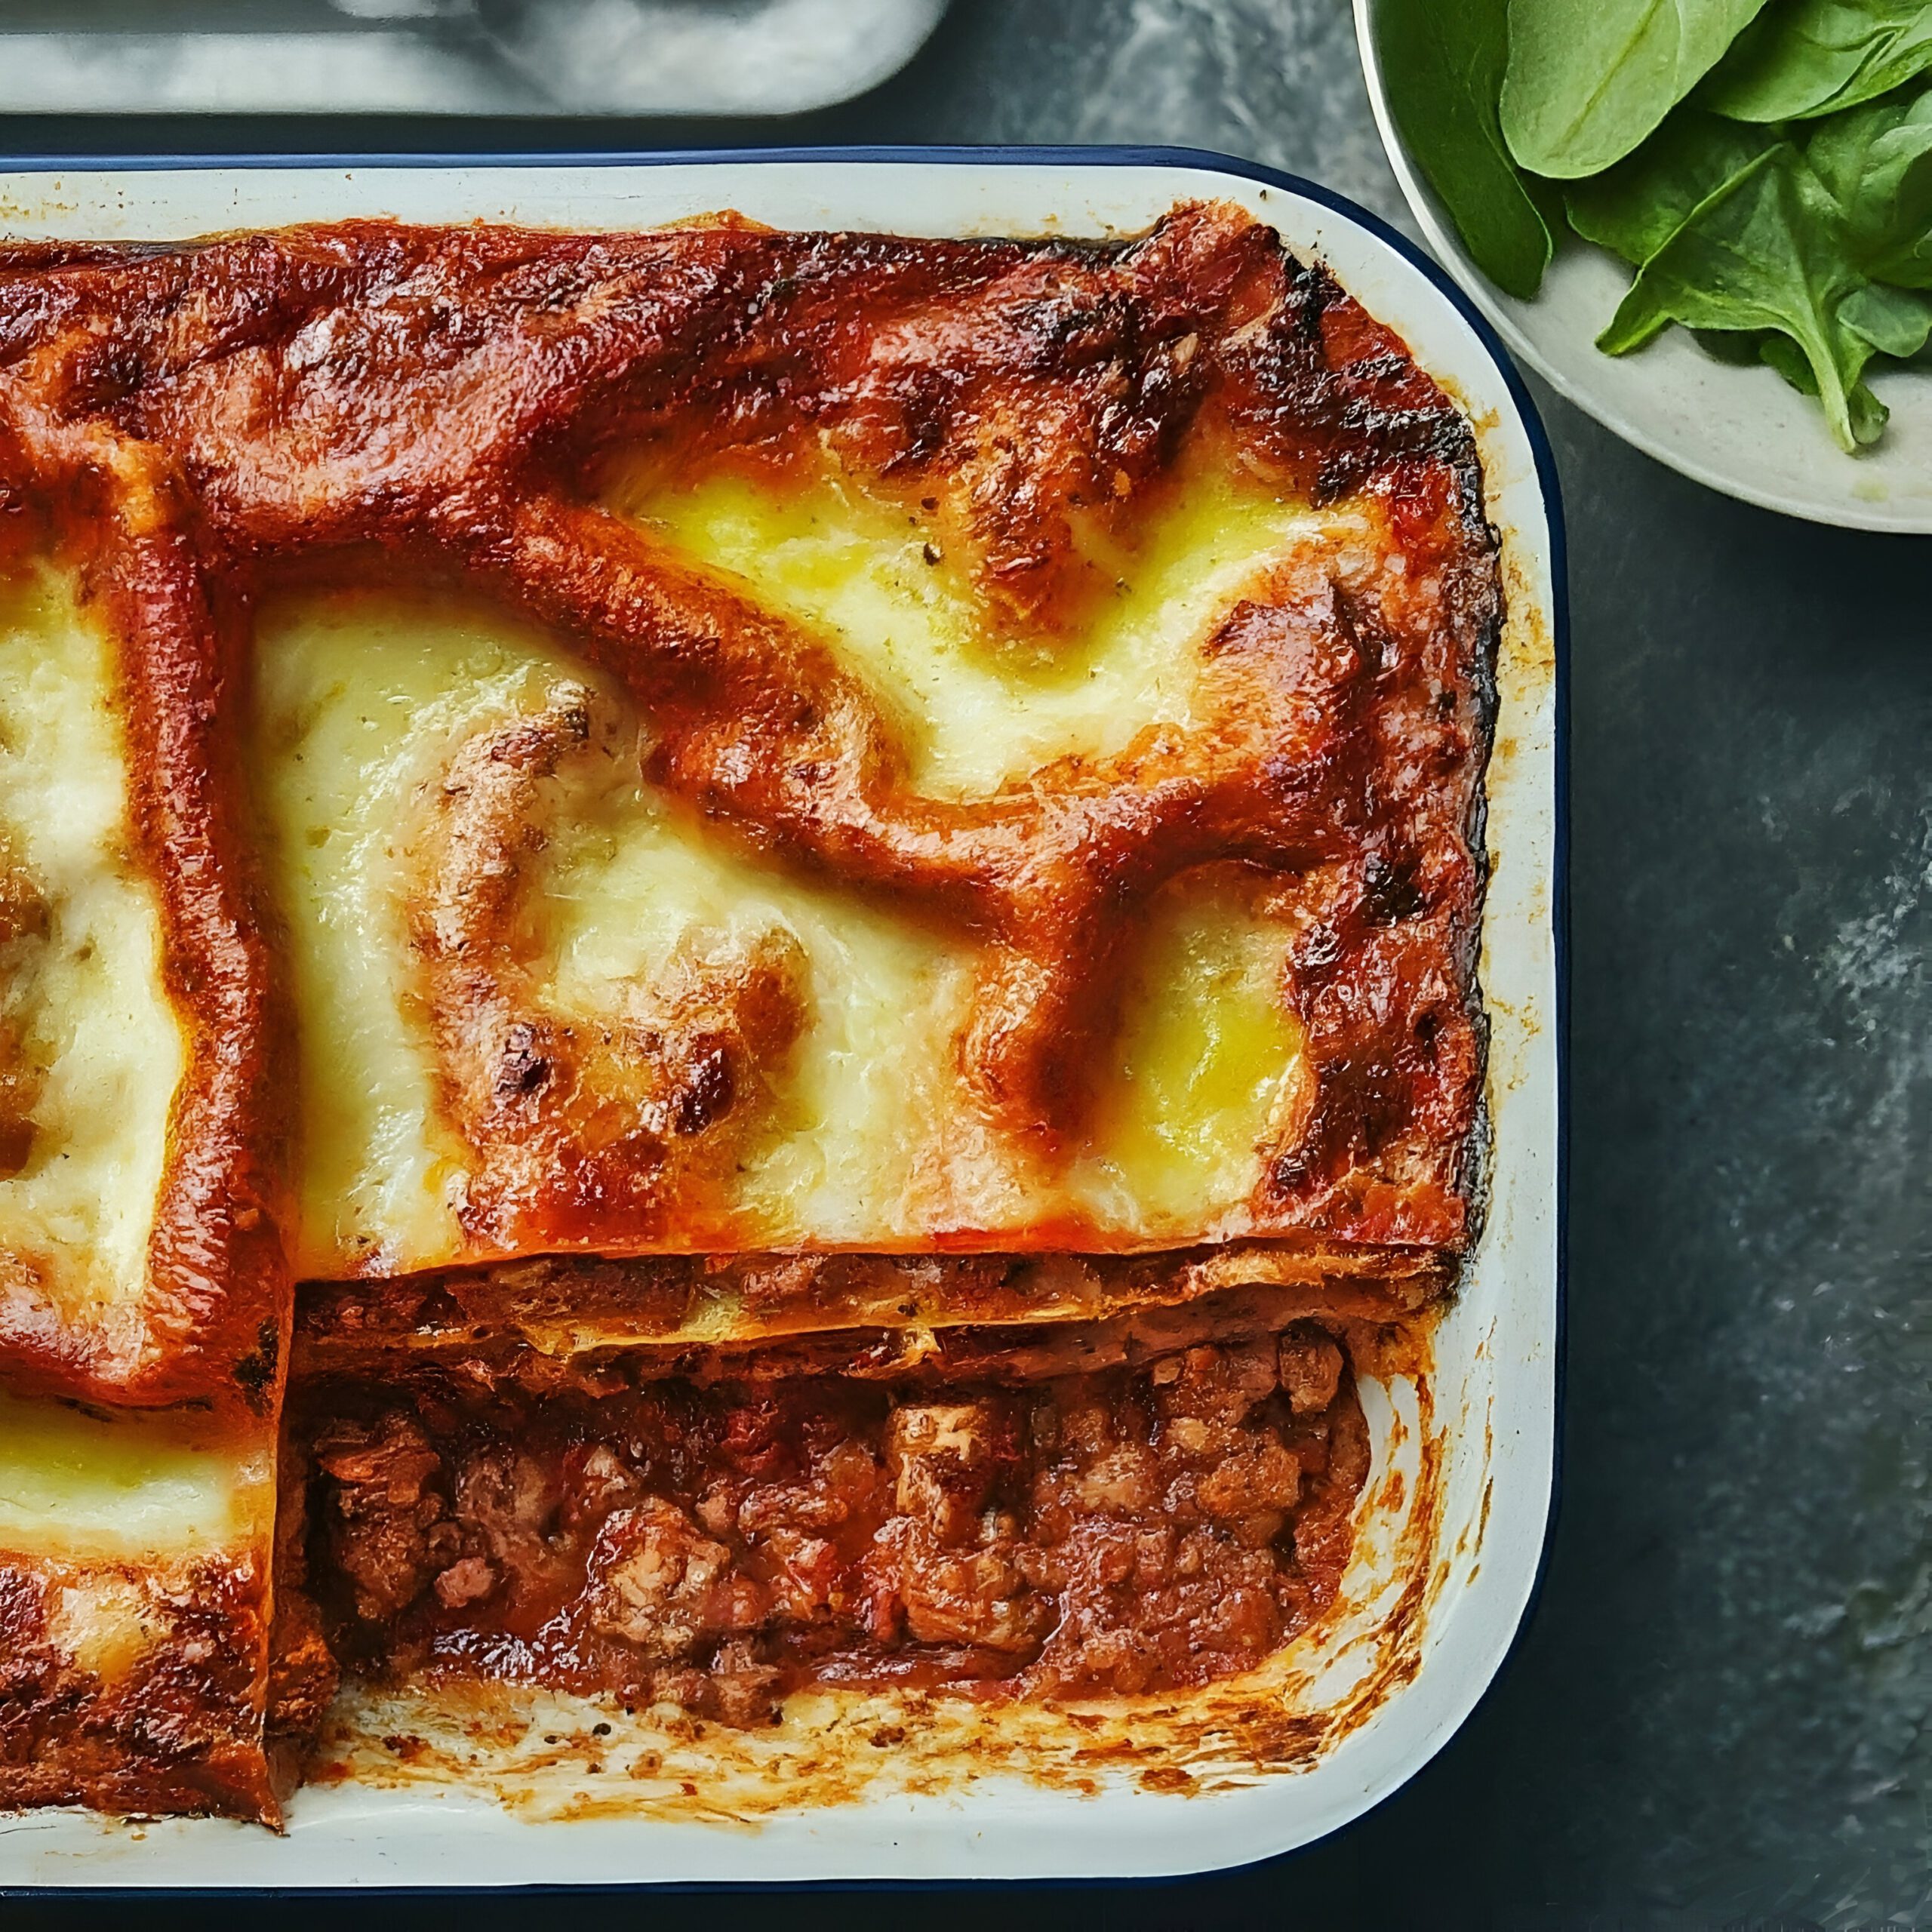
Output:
top-left (0, 146), bottom-right (1564, 1887)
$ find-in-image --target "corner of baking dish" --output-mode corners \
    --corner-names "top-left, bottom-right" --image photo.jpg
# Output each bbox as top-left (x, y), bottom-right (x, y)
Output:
top-left (0, 146), bottom-right (1565, 1889)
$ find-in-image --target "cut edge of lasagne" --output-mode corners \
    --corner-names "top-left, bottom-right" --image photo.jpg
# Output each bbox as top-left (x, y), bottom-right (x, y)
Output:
top-left (0, 1392), bottom-right (283, 1820)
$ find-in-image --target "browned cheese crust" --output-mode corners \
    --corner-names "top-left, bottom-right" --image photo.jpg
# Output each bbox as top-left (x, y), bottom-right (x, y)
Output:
top-left (0, 199), bottom-right (1494, 1287)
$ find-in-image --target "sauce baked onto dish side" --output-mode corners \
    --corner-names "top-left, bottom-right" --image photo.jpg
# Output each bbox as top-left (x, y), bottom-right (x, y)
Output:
top-left (0, 200), bottom-right (1497, 1825)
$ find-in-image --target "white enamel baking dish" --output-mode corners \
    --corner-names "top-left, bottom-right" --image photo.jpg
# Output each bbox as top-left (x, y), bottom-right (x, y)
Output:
top-left (0, 147), bottom-right (1564, 1890)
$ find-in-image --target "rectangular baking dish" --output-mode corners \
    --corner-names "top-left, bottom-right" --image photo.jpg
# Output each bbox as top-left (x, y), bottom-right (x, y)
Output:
top-left (0, 146), bottom-right (1564, 1888)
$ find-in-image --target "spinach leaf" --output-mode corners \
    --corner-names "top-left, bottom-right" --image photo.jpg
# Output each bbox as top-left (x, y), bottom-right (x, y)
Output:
top-left (1377, 0), bottom-right (1553, 297)
top-left (1703, 0), bottom-right (1932, 121)
top-left (1595, 142), bottom-right (1898, 447)
top-left (1566, 110), bottom-right (1777, 263)
top-left (1805, 86), bottom-right (1932, 283)
top-left (1838, 278), bottom-right (1932, 350)
top-left (1501, 0), bottom-right (1770, 178)
top-left (1754, 309), bottom-right (1932, 439)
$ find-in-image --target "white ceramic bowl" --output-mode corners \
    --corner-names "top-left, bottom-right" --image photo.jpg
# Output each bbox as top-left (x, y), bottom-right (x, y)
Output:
top-left (0, 148), bottom-right (1561, 1887)
top-left (1355, 0), bottom-right (1932, 532)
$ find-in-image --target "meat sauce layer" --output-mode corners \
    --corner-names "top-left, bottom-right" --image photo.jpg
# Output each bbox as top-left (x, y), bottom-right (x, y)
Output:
top-left (289, 1326), bottom-right (1367, 1724)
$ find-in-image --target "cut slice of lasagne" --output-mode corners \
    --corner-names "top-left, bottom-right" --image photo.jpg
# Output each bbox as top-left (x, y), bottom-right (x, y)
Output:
top-left (0, 558), bottom-right (288, 1816)
top-left (0, 198), bottom-right (1496, 1822)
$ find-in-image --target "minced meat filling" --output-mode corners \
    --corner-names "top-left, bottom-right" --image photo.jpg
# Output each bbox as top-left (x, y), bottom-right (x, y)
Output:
top-left (290, 1325), bottom-right (1366, 1724)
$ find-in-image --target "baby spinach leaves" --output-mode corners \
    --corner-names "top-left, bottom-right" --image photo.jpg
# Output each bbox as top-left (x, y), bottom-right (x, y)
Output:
top-left (1383, 0), bottom-right (1932, 449)
top-left (1595, 140), bottom-right (1917, 446)
top-left (1703, 1), bottom-right (1932, 120)
top-left (1566, 111), bottom-right (1777, 260)
top-left (1805, 85), bottom-right (1932, 280)
top-left (1377, 0), bottom-right (1553, 296)
top-left (1501, 0), bottom-right (1770, 176)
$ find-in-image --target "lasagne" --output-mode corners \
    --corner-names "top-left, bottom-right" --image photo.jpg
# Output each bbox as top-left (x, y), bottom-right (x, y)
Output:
top-left (0, 199), bottom-right (1497, 1823)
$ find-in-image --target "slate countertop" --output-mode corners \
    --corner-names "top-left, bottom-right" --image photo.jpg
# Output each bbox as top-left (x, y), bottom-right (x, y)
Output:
top-left (10, 3), bottom-right (1931, 1926)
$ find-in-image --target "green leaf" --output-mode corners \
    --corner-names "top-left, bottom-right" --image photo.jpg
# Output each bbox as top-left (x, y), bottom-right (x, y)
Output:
top-left (1703, 0), bottom-right (1932, 121)
top-left (1595, 143), bottom-right (1894, 448)
top-left (1758, 329), bottom-right (1823, 388)
top-left (1838, 277), bottom-right (1932, 350)
top-left (1566, 110), bottom-right (1777, 263)
top-left (1804, 86), bottom-right (1932, 284)
top-left (1501, 0), bottom-right (1771, 178)
top-left (1377, 0), bottom-right (1553, 297)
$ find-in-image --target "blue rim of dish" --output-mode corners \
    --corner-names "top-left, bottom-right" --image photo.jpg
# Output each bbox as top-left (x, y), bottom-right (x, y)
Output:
top-left (0, 142), bottom-right (1570, 1894)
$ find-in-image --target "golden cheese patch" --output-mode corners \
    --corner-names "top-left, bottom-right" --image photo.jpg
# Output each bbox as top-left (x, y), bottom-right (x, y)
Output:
top-left (0, 566), bottom-right (185, 1340)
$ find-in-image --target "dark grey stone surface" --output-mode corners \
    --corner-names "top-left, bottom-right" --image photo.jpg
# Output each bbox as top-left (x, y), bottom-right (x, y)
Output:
top-left (10, 2), bottom-right (1932, 1925)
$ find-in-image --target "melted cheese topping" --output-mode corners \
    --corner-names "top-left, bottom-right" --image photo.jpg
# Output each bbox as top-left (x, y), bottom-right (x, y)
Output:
top-left (537, 743), bottom-right (986, 1245)
top-left (0, 568), bottom-right (184, 1335)
top-left (250, 597), bottom-right (555, 1274)
top-left (615, 459), bottom-right (1341, 797)
top-left (1080, 876), bottom-right (1306, 1235)
top-left (0, 1392), bottom-right (267, 1561)
top-left (254, 469), bottom-right (1337, 1274)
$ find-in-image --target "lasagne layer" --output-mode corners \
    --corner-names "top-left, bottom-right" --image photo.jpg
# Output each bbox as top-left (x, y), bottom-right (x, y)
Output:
top-left (283, 1318), bottom-right (1367, 1727)
top-left (1, 198), bottom-right (1492, 1298)
top-left (293, 1242), bottom-right (1448, 1369)
top-left (0, 1394), bottom-right (281, 1819)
